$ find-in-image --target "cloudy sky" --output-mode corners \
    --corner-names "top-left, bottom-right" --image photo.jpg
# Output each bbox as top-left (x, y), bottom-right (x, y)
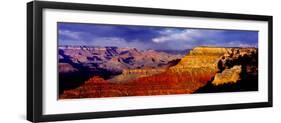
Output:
top-left (58, 22), bottom-right (258, 50)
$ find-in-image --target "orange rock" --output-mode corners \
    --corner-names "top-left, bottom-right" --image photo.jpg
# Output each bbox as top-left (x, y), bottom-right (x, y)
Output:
top-left (59, 46), bottom-right (257, 99)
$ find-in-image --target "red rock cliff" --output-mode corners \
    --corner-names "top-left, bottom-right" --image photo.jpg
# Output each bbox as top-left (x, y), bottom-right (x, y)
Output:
top-left (60, 46), bottom-right (258, 99)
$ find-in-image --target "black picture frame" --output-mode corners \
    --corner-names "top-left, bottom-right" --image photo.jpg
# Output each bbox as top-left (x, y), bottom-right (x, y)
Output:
top-left (27, 1), bottom-right (273, 122)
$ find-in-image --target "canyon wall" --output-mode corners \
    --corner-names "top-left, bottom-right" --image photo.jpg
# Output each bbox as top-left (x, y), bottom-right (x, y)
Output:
top-left (196, 47), bottom-right (258, 93)
top-left (60, 46), bottom-right (258, 99)
top-left (58, 46), bottom-right (184, 93)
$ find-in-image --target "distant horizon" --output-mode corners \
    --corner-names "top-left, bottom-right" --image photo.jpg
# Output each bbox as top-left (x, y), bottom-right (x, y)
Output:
top-left (58, 44), bottom-right (258, 49)
top-left (58, 22), bottom-right (258, 50)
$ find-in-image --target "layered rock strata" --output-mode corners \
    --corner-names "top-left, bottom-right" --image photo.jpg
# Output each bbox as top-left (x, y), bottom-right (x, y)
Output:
top-left (60, 46), bottom-right (258, 99)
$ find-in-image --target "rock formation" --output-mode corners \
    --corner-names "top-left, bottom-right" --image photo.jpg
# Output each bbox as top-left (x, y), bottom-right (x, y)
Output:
top-left (108, 68), bottom-right (167, 83)
top-left (212, 47), bottom-right (257, 86)
top-left (212, 65), bottom-right (242, 86)
top-left (58, 45), bottom-right (184, 93)
top-left (59, 46), bottom-right (258, 99)
top-left (195, 47), bottom-right (258, 93)
top-left (59, 45), bottom-right (183, 74)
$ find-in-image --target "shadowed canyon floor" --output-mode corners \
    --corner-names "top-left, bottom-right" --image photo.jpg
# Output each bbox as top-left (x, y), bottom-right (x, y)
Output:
top-left (59, 46), bottom-right (258, 99)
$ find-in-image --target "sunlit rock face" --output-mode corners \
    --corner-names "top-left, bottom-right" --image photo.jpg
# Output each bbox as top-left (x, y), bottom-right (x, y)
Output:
top-left (212, 65), bottom-right (242, 86)
top-left (213, 47), bottom-right (258, 85)
top-left (189, 46), bottom-right (229, 55)
top-left (59, 46), bottom-right (258, 99)
top-left (108, 68), bottom-right (167, 83)
top-left (171, 46), bottom-right (228, 72)
top-left (196, 47), bottom-right (258, 93)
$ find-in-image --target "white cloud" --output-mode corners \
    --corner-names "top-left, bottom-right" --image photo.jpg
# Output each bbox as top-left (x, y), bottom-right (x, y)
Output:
top-left (223, 41), bottom-right (257, 48)
top-left (158, 28), bottom-right (179, 35)
top-left (238, 43), bottom-right (257, 47)
top-left (90, 37), bottom-right (127, 47)
top-left (59, 39), bottom-right (87, 46)
top-left (90, 37), bottom-right (151, 49)
top-left (59, 30), bottom-right (83, 40)
top-left (152, 29), bottom-right (204, 43)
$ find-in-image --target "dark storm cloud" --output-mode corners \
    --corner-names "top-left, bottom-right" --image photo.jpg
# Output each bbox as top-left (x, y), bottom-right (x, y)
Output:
top-left (58, 22), bottom-right (258, 50)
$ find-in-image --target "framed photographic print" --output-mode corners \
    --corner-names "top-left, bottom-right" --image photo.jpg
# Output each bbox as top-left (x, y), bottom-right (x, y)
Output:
top-left (27, 1), bottom-right (273, 122)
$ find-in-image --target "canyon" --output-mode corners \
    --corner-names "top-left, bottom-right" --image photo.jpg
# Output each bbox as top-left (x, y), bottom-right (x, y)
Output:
top-left (59, 46), bottom-right (258, 99)
top-left (58, 46), bottom-right (185, 93)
